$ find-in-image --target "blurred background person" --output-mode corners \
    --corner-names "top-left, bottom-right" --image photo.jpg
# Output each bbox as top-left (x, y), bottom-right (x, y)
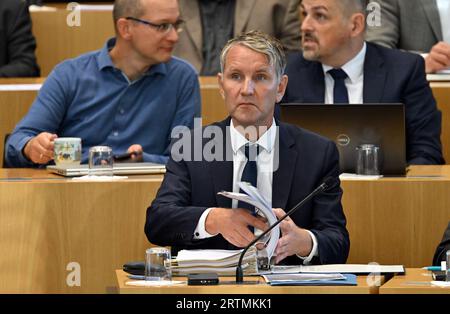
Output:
top-left (366, 0), bottom-right (450, 74)
top-left (0, 0), bottom-right (40, 77)
top-left (174, 0), bottom-right (301, 75)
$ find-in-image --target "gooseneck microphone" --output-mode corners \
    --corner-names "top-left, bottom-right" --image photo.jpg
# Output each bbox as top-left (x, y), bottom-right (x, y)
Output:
top-left (235, 177), bottom-right (337, 283)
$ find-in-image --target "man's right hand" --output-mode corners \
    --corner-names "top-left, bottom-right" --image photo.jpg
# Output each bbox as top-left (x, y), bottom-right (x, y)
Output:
top-left (425, 41), bottom-right (450, 73)
top-left (23, 132), bottom-right (58, 164)
top-left (205, 207), bottom-right (268, 248)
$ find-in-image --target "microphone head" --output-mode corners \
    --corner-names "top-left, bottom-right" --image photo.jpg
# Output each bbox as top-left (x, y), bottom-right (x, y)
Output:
top-left (322, 176), bottom-right (338, 190)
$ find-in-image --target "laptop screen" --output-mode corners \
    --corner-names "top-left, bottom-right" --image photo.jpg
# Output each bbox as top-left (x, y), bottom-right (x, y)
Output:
top-left (280, 103), bottom-right (406, 175)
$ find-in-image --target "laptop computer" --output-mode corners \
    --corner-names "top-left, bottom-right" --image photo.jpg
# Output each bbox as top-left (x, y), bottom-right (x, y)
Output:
top-left (280, 104), bottom-right (406, 175)
top-left (47, 162), bottom-right (166, 177)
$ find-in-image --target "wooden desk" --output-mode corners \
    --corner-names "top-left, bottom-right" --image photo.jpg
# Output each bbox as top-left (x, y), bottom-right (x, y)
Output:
top-left (0, 79), bottom-right (45, 164)
top-left (0, 169), bottom-right (162, 293)
top-left (31, 9), bottom-right (114, 76)
top-left (2, 166), bottom-right (450, 293)
top-left (430, 82), bottom-right (450, 163)
top-left (199, 77), bottom-right (227, 125)
top-left (342, 166), bottom-right (450, 267)
top-left (379, 268), bottom-right (450, 294)
top-left (115, 270), bottom-right (381, 294)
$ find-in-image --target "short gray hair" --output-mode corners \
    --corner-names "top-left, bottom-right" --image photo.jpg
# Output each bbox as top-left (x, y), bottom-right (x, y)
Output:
top-left (113, 0), bottom-right (145, 31)
top-left (220, 30), bottom-right (286, 82)
top-left (338, 0), bottom-right (367, 17)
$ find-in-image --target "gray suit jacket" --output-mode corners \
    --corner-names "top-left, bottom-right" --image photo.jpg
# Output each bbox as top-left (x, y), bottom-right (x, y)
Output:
top-left (174, 0), bottom-right (301, 72)
top-left (365, 0), bottom-right (443, 53)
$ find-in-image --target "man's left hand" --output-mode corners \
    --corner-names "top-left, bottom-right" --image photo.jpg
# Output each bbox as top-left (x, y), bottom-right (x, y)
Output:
top-left (273, 208), bottom-right (313, 264)
top-left (125, 144), bottom-right (143, 162)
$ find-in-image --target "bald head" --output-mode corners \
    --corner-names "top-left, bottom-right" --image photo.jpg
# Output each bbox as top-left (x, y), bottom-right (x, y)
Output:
top-left (337, 0), bottom-right (367, 18)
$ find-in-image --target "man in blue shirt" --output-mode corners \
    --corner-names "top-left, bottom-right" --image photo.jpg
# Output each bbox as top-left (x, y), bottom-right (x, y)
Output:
top-left (5, 0), bottom-right (201, 167)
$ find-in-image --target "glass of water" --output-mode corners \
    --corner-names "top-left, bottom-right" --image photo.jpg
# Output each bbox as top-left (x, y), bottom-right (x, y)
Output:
top-left (88, 146), bottom-right (113, 176)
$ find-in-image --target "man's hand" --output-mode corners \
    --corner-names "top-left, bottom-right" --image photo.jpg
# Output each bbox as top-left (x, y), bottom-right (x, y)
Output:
top-left (205, 207), bottom-right (268, 248)
top-left (126, 144), bottom-right (143, 162)
top-left (425, 42), bottom-right (450, 73)
top-left (23, 132), bottom-right (58, 164)
top-left (273, 208), bottom-right (313, 264)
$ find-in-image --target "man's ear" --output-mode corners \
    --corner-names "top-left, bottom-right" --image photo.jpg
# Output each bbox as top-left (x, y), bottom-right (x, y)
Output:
top-left (276, 75), bottom-right (288, 103)
top-left (350, 13), bottom-right (365, 37)
top-left (116, 18), bottom-right (133, 40)
top-left (217, 73), bottom-right (225, 100)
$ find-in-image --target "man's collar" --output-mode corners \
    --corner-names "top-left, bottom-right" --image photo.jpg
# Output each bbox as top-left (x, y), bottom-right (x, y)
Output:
top-left (96, 38), bottom-right (168, 77)
top-left (229, 118), bottom-right (277, 154)
top-left (322, 42), bottom-right (367, 84)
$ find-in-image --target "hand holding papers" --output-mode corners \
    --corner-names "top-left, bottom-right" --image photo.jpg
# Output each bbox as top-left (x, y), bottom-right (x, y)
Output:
top-left (169, 183), bottom-right (278, 277)
top-left (218, 182), bottom-right (280, 262)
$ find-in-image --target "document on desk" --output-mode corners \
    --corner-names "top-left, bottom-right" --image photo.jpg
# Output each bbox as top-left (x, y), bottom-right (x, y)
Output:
top-left (171, 247), bottom-right (258, 275)
top-left (427, 73), bottom-right (450, 81)
top-left (262, 264), bottom-right (405, 275)
top-left (262, 273), bottom-right (357, 286)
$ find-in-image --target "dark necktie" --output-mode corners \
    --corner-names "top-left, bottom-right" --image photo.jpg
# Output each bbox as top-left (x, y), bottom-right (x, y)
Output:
top-left (328, 68), bottom-right (349, 104)
top-left (237, 144), bottom-right (260, 215)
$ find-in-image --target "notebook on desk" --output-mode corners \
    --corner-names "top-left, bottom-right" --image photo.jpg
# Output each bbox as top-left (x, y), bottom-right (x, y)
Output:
top-left (46, 162), bottom-right (166, 177)
top-left (280, 103), bottom-right (406, 176)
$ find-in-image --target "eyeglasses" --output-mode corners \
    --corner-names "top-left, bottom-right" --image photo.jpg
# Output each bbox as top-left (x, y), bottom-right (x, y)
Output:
top-left (125, 17), bottom-right (184, 34)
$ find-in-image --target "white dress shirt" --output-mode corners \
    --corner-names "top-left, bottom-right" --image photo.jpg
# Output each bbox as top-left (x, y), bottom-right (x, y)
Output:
top-left (322, 42), bottom-right (366, 104)
top-left (193, 118), bottom-right (318, 264)
top-left (437, 0), bottom-right (450, 44)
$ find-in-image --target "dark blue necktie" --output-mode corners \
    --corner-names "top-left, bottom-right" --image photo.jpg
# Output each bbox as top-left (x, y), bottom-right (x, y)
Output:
top-left (328, 68), bottom-right (349, 104)
top-left (237, 144), bottom-right (260, 215)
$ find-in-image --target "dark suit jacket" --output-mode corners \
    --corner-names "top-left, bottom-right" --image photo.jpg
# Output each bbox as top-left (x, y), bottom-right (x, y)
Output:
top-left (281, 42), bottom-right (444, 165)
top-left (433, 222), bottom-right (450, 266)
top-left (0, 0), bottom-right (40, 77)
top-left (145, 118), bottom-right (350, 265)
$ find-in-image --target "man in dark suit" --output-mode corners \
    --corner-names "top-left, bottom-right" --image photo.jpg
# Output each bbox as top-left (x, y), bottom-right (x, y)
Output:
top-left (433, 222), bottom-right (450, 266)
top-left (282, 0), bottom-right (443, 165)
top-left (0, 0), bottom-right (40, 77)
top-left (146, 30), bottom-right (349, 265)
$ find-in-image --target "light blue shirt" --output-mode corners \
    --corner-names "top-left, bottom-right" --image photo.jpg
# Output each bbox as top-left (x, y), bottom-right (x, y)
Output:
top-left (5, 38), bottom-right (201, 167)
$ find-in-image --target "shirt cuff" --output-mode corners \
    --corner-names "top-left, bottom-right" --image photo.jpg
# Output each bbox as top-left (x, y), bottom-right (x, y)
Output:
top-left (193, 208), bottom-right (218, 239)
top-left (296, 230), bottom-right (318, 265)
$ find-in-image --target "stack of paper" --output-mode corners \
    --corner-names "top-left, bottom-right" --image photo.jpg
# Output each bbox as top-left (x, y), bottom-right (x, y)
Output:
top-left (262, 273), bottom-right (357, 286)
top-left (261, 264), bottom-right (405, 275)
top-left (171, 247), bottom-right (258, 275)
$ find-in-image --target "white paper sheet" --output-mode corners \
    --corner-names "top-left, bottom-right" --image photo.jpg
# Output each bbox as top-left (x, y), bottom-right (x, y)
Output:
top-left (218, 182), bottom-right (280, 260)
top-left (0, 84), bottom-right (42, 91)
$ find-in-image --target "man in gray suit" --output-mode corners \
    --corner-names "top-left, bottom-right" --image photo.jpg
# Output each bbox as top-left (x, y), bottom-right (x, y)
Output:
top-left (366, 0), bottom-right (450, 74)
top-left (174, 0), bottom-right (301, 75)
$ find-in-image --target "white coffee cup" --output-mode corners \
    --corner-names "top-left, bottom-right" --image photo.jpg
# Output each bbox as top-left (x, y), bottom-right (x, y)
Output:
top-left (54, 137), bottom-right (82, 166)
